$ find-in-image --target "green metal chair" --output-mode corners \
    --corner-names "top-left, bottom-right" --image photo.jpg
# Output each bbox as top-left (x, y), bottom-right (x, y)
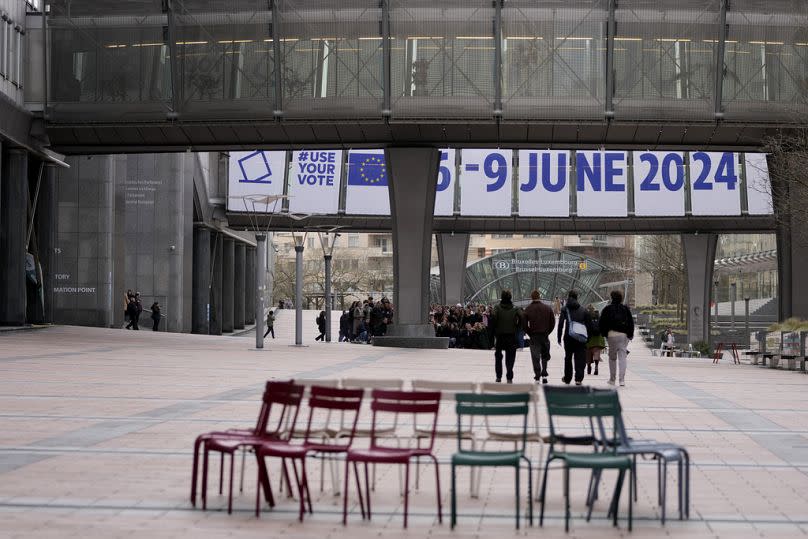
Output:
top-left (450, 392), bottom-right (533, 529)
top-left (540, 386), bottom-right (634, 532)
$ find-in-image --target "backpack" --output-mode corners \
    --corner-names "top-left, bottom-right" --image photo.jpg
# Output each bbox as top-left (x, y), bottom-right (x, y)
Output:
top-left (611, 305), bottom-right (631, 333)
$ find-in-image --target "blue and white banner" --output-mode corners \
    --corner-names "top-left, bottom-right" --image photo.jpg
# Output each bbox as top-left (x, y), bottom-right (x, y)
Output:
top-left (345, 150), bottom-right (390, 215)
top-left (633, 151), bottom-right (686, 217)
top-left (288, 150), bottom-right (343, 214)
top-left (227, 150), bottom-right (287, 212)
top-left (460, 149), bottom-right (513, 216)
top-left (434, 149), bottom-right (456, 216)
top-left (689, 152), bottom-right (741, 216)
top-left (518, 150), bottom-right (570, 217)
top-left (575, 150), bottom-right (628, 217)
top-left (744, 153), bottom-right (773, 215)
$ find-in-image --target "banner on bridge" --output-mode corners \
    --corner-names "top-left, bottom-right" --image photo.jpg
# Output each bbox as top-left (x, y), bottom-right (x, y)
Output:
top-left (228, 149), bottom-right (773, 218)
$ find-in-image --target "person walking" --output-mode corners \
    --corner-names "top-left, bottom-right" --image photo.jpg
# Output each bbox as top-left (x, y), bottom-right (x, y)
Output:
top-left (150, 301), bottom-right (162, 331)
top-left (598, 290), bottom-right (635, 387)
top-left (264, 310), bottom-right (275, 339)
top-left (585, 304), bottom-right (606, 375)
top-left (315, 310), bottom-right (326, 341)
top-left (523, 289), bottom-right (555, 385)
top-left (556, 290), bottom-right (592, 385)
top-left (490, 290), bottom-right (523, 383)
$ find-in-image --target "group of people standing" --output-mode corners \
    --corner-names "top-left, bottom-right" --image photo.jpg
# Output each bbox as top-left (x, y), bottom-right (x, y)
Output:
top-left (123, 289), bottom-right (162, 331)
top-left (338, 297), bottom-right (394, 343)
top-left (490, 288), bottom-right (634, 387)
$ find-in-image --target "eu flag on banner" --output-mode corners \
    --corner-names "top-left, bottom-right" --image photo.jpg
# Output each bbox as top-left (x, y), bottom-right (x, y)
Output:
top-left (347, 153), bottom-right (388, 187)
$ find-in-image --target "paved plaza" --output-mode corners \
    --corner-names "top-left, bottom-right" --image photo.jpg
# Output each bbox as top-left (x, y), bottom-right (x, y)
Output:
top-left (1, 325), bottom-right (807, 538)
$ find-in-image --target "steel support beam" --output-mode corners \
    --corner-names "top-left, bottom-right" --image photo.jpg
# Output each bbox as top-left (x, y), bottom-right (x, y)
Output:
top-left (271, 0), bottom-right (283, 115)
top-left (163, 0), bottom-right (181, 117)
top-left (381, 0), bottom-right (391, 115)
top-left (493, 0), bottom-right (503, 115)
top-left (605, 0), bottom-right (616, 117)
top-left (713, 0), bottom-right (728, 118)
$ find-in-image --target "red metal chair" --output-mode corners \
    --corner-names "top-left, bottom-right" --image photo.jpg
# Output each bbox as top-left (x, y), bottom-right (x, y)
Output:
top-left (255, 386), bottom-right (364, 521)
top-left (195, 381), bottom-right (304, 514)
top-left (343, 389), bottom-right (443, 528)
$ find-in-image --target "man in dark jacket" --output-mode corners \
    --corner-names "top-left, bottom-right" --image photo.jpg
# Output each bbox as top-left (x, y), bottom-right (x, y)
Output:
top-left (490, 290), bottom-right (523, 383)
top-left (523, 289), bottom-right (555, 384)
top-left (598, 290), bottom-right (634, 387)
top-left (556, 290), bottom-right (592, 385)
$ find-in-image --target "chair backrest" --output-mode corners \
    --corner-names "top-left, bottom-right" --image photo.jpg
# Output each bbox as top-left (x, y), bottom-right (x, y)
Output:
top-left (454, 392), bottom-right (530, 453)
top-left (370, 389), bottom-right (441, 449)
top-left (543, 386), bottom-right (621, 454)
top-left (411, 381), bottom-right (477, 437)
top-left (282, 379), bottom-right (340, 436)
top-left (478, 382), bottom-right (540, 436)
top-left (257, 381), bottom-right (305, 439)
top-left (341, 378), bottom-right (404, 390)
top-left (304, 386), bottom-right (364, 448)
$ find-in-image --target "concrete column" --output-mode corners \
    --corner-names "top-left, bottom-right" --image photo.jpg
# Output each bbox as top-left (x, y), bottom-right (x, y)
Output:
top-left (192, 226), bottom-right (211, 334)
top-left (222, 238), bottom-right (235, 332)
top-left (234, 242), bottom-right (246, 330)
top-left (375, 147), bottom-right (447, 348)
top-left (682, 233), bottom-right (718, 345)
top-left (37, 164), bottom-right (58, 323)
top-left (775, 194), bottom-right (808, 322)
top-left (209, 232), bottom-right (223, 335)
top-left (0, 149), bottom-right (29, 325)
top-left (437, 232), bottom-right (470, 305)
top-left (245, 247), bottom-right (255, 325)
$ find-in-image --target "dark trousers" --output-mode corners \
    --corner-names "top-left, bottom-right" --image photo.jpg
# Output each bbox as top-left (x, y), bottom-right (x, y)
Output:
top-left (494, 333), bottom-right (517, 381)
top-left (152, 318), bottom-right (159, 331)
top-left (127, 314), bottom-right (139, 330)
top-left (563, 336), bottom-right (587, 383)
top-left (264, 326), bottom-right (274, 338)
top-left (528, 333), bottom-right (551, 380)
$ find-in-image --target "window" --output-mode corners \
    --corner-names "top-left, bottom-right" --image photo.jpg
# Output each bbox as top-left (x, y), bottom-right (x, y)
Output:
top-left (348, 235), bottom-right (359, 248)
top-left (8, 23), bottom-right (16, 85)
top-left (0, 16), bottom-right (7, 79)
top-left (307, 237), bottom-right (316, 249)
top-left (491, 234), bottom-right (513, 239)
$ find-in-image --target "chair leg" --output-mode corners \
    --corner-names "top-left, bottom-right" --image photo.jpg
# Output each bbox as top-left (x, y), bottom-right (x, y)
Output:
top-left (354, 462), bottom-right (366, 519)
top-left (628, 466), bottom-right (634, 532)
top-left (633, 455), bottom-right (638, 502)
top-left (342, 458), bottom-right (350, 525)
top-left (255, 460), bottom-right (261, 518)
top-left (472, 439), bottom-right (484, 498)
top-left (515, 464), bottom-right (521, 530)
top-left (228, 452), bottom-right (235, 514)
top-left (526, 458), bottom-right (534, 527)
top-left (684, 451), bottom-right (690, 519)
top-left (660, 459), bottom-right (667, 525)
top-left (302, 458), bottom-right (313, 514)
top-left (297, 459), bottom-right (308, 522)
top-left (282, 458), bottom-right (294, 499)
top-left (431, 455), bottom-right (442, 524)
top-left (364, 462), bottom-right (372, 520)
top-left (677, 459), bottom-right (684, 521)
top-left (202, 447), bottom-right (209, 510)
top-left (450, 464), bottom-right (457, 529)
top-left (219, 453), bottom-right (225, 495)
top-left (255, 454), bottom-right (275, 508)
top-left (564, 466), bottom-right (570, 533)
top-left (539, 458), bottom-right (551, 527)
top-left (191, 437), bottom-right (203, 507)
top-left (403, 462), bottom-right (410, 528)
top-left (611, 469), bottom-right (625, 527)
top-left (239, 447), bottom-right (247, 493)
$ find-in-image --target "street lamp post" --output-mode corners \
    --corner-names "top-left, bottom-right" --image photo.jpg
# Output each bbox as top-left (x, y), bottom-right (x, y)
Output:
top-left (292, 233), bottom-right (305, 346)
top-left (744, 296), bottom-right (751, 346)
top-left (317, 229), bottom-right (343, 343)
top-left (255, 234), bottom-right (266, 349)
top-left (730, 282), bottom-right (737, 331)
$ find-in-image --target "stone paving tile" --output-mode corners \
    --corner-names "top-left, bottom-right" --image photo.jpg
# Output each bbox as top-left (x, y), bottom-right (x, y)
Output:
top-left (1, 326), bottom-right (808, 538)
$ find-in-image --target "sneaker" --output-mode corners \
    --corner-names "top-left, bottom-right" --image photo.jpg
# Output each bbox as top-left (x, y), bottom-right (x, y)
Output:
top-left (507, 379), bottom-right (513, 384)
top-left (562, 378), bottom-right (571, 385)
top-left (619, 381), bottom-right (626, 387)
top-left (575, 381), bottom-right (583, 386)
top-left (542, 377), bottom-right (548, 385)
top-left (587, 364), bottom-right (592, 375)
top-left (607, 380), bottom-right (616, 386)
top-left (496, 378), bottom-right (502, 383)
top-left (594, 365), bottom-right (599, 376)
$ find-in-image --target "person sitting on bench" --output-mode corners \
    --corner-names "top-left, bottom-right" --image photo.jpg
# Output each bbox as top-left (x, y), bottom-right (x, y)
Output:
top-left (661, 329), bottom-right (676, 357)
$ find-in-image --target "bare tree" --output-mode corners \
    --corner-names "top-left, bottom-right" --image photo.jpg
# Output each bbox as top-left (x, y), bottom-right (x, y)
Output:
top-left (634, 235), bottom-right (687, 321)
top-left (762, 129), bottom-right (808, 245)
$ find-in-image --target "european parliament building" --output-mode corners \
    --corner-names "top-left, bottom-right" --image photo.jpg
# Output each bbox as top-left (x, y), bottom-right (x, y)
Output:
top-left (0, 0), bottom-right (806, 346)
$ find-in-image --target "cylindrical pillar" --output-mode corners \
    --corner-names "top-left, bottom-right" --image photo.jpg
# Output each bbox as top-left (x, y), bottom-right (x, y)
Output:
top-left (0, 149), bottom-right (29, 325)
top-left (324, 254), bottom-right (332, 342)
top-left (730, 282), bottom-right (736, 331)
top-left (192, 226), bottom-right (211, 334)
top-left (234, 242), bottom-right (246, 330)
top-left (210, 232), bottom-right (223, 335)
top-left (222, 238), bottom-right (235, 332)
top-left (37, 164), bottom-right (58, 323)
top-left (255, 235), bottom-right (266, 349)
top-left (295, 244), bottom-right (303, 345)
top-left (245, 247), bottom-right (255, 325)
top-left (744, 297), bottom-right (751, 347)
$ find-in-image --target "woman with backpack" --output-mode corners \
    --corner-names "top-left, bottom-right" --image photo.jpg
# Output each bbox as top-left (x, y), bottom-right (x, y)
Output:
top-left (556, 290), bottom-right (593, 385)
top-left (585, 304), bottom-right (606, 376)
top-left (598, 290), bottom-right (635, 387)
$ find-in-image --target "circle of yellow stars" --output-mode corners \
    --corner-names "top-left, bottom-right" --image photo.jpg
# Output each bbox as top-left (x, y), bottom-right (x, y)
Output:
top-left (359, 155), bottom-right (386, 184)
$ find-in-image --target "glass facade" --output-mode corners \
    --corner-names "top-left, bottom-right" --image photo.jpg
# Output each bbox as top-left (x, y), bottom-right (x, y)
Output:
top-left (452, 248), bottom-right (608, 307)
top-left (44, 0), bottom-right (808, 123)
